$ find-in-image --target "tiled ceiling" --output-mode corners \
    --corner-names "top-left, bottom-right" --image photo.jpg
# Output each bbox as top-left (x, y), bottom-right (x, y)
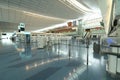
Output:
top-left (0, 0), bottom-right (100, 32)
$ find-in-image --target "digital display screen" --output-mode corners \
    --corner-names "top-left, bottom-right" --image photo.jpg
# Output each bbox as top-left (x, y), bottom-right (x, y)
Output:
top-left (20, 27), bottom-right (25, 31)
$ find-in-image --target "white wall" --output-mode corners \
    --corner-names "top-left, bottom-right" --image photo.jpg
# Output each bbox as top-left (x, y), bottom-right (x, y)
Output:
top-left (98, 0), bottom-right (113, 35)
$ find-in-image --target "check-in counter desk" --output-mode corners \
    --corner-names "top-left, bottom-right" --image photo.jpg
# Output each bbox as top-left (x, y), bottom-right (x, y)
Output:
top-left (105, 44), bottom-right (120, 75)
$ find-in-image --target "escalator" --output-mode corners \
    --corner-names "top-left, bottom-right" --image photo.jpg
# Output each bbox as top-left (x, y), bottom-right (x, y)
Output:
top-left (83, 32), bottom-right (88, 39)
top-left (83, 31), bottom-right (91, 39)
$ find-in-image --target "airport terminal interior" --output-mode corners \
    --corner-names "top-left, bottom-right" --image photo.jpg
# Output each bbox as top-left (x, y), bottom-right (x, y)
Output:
top-left (0, 0), bottom-right (120, 80)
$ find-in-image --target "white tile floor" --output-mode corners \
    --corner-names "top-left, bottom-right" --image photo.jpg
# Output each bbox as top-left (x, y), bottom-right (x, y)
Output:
top-left (0, 39), bottom-right (116, 80)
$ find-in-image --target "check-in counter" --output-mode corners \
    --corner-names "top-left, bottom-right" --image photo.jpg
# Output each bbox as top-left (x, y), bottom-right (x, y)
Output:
top-left (106, 44), bottom-right (120, 75)
top-left (37, 35), bottom-right (46, 48)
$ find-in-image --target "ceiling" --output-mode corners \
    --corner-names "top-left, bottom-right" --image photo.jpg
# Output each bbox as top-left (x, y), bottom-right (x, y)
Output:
top-left (0, 0), bottom-right (101, 32)
top-left (115, 0), bottom-right (120, 16)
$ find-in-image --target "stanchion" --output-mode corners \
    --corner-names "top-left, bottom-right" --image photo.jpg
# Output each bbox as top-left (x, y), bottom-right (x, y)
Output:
top-left (58, 39), bottom-right (60, 57)
top-left (116, 46), bottom-right (119, 79)
top-left (68, 40), bottom-right (71, 60)
top-left (86, 38), bottom-right (89, 66)
top-left (86, 45), bottom-right (89, 66)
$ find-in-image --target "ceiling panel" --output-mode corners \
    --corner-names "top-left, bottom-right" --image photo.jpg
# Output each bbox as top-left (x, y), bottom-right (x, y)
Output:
top-left (0, 21), bottom-right (18, 32)
top-left (1, 8), bottom-right (8, 22)
top-left (0, 0), bottom-right (84, 19)
top-left (0, 0), bottom-right (101, 32)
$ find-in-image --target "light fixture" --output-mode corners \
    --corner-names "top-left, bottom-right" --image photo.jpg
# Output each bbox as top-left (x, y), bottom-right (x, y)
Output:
top-left (59, 0), bottom-right (94, 13)
top-left (23, 11), bottom-right (67, 21)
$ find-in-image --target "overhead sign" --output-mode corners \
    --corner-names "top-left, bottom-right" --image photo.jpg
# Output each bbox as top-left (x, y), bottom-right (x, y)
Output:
top-left (18, 23), bottom-right (25, 32)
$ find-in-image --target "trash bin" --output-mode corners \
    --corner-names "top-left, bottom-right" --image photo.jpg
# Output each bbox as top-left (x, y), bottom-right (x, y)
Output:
top-left (93, 42), bottom-right (100, 53)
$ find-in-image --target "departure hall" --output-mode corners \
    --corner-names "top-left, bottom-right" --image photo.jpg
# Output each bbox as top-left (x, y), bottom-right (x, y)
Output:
top-left (0, 0), bottom-right (120, 80)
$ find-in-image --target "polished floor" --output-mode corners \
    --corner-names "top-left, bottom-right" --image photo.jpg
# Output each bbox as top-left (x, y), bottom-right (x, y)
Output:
top-left (0, 39), bottom-right (116, 80)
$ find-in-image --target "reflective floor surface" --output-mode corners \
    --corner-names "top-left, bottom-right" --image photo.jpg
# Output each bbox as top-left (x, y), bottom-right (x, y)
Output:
top-left (0, 39), bottom-right (116, 80)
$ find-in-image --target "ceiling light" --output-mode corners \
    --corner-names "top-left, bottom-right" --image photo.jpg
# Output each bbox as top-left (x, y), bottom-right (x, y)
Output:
top-left (23, 11), bottom-right (67, 21)
top-left (59, 0), bottom-right (94, 13)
